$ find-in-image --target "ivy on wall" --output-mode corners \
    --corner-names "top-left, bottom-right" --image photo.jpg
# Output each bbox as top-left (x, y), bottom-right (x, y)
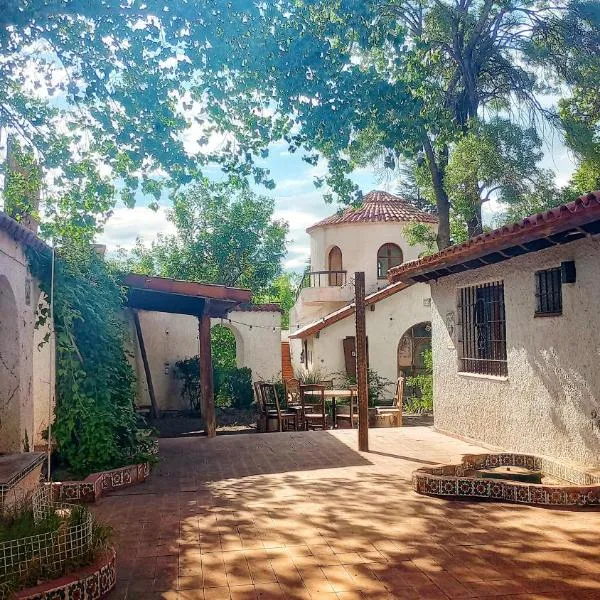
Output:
top-left (28, 244), bottom-right (155, 477)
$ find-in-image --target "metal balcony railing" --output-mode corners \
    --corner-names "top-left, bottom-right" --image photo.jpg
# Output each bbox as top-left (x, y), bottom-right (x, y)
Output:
top-left (296, 270), bottom-right (347, 298)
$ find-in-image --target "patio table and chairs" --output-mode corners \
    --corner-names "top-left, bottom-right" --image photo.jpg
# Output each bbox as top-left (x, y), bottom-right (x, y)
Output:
top-left (299, 384), bottom-right (360, 430)
top-left (255, 382), bottom-right (299, 432)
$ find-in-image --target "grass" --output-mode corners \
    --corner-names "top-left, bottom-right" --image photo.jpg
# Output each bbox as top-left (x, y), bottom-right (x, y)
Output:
top-left (0, 499), bottom-right (112, 600)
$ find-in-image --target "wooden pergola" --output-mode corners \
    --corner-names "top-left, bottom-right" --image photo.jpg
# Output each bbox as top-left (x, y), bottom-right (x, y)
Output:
top-left (122, 274), bottom-right (252, 438)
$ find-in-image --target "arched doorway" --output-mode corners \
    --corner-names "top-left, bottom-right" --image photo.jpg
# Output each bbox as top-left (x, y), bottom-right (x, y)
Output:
top-left (397, 322), bottom-right (432, 380)
top-left (211, 323), bottom-right (238, 369)
top-left (328, 246), bottom-right (343, 286)
top-left (0, 275), bottom-right (21, 453)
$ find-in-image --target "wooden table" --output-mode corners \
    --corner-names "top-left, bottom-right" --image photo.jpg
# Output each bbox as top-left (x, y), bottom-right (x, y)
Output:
top-left (299, 389), bottom-right (355, 428)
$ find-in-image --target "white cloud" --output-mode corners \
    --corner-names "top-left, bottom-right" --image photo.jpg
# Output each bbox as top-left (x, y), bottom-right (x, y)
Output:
top-left (97, 205), bottom-right (176, 251)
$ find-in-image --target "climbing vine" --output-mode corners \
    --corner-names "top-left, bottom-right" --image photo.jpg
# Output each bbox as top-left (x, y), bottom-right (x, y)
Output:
top-left (28, 243), bottom-right (155, 477)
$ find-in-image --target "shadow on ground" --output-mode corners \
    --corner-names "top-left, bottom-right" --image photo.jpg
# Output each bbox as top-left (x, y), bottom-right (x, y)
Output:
top-left (94, 428), bottom-right (600, 599)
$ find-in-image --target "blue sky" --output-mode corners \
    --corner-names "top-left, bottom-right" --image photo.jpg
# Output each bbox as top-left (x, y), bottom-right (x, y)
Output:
top-left (97, 136), bottom-right (577, 272)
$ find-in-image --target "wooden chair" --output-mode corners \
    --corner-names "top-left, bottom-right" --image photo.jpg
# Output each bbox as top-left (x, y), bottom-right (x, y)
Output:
top-left (335, 385), bottom-right (359, 429)
top-left (285, 378), bottom-right (301, 406)
top-left (394, 376), bottom-right (405, 409)
top-left (260, 383), bottom-right (298, 432)
top-left (285, 377), bottom-right (303, 429)
top-left (300, 384), bottom-right (328, 430)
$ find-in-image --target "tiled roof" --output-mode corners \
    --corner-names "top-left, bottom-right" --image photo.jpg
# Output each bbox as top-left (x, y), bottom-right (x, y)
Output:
top-left (0, 211), bottom-right (50, 254)
top-left (235, 303), bottom-right (282, 313)
top-left (306, 190), bottom-right (438, 233)
top-left (288, 281), bottom-right (412, 339)
top-left (388, 191), bottom-right (600, 284)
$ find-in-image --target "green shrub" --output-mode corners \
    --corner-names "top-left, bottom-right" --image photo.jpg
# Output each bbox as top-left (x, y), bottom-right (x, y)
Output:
top-left (335, 369), bottom-right (393, 407)
top-left (214, 366), bottom-right (254, 409)
top-left (405, 348), bottom-right (433, 413)
top-left (174, 357), bottom-right (254, 411)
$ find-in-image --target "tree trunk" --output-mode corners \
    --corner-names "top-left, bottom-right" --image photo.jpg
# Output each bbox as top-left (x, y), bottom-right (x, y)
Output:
top-left (422, 137), bottom-right (451, 249)
top-left (467, 202), bottom-right (484, 238)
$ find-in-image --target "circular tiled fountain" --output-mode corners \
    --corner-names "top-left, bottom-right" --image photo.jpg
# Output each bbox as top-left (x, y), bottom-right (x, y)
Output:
top-left (413, 453), bottom-right (600, 507)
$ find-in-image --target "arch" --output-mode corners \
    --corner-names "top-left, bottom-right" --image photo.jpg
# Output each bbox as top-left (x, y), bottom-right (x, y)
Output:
top-left (328, 245), bottom-right (343, 286)
top-left (397, 321), bottom-right (432, 379)
top-left (0, 275), bottom-right (21, 453)
top-left (211, 322), bottom-right (244, 368)
top-left (377, 243), bottom-right (403, 279)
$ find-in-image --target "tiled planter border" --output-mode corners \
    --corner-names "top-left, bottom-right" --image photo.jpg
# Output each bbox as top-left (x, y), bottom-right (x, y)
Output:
top-left (15, 547), bottom-right (116, 600)
top-left (413, 453), bottom-right (600, 507)
top-left (52, 462), bottom-right (151, 503)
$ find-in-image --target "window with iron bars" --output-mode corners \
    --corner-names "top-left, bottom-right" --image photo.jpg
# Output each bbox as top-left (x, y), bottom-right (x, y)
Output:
top-left (535, 267), bottom-right (562, 316)
top-left (457, 281), bottom-right (507, 376)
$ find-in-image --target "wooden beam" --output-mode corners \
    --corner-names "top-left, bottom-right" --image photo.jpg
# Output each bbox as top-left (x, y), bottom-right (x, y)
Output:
top-left (132, 309), bottom-right (159, 419)
top-left (198, 312), bottom-right (216, 438)
top-left (354, 272), bottom-right (369, 452)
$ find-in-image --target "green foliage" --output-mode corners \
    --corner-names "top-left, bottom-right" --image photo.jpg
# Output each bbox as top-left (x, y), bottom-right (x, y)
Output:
top-left (173, 357), bottom-right (201, 412)
top-left (28, 244), bottom-right (155, 477)
top-left (405, 349), bottom-right (433, 414)
top-left (214, 366), bottom-right (254, 409)
top-left (211, 325), bottom-right (237, 370)
top-left (444, 119), bottom-right (544, 237)
top-left (0, 501), bottom-right (112, 597)
top-left (3, 140), bottom-right (40, 223)
top-left (174, 356), bottom-right (254, 412)
top-left (337, 369), bottom-right (393, 407)
top-left (123, 179), bottom-right (288, 296)
top-left (255, 273), bottom-right (301, 329)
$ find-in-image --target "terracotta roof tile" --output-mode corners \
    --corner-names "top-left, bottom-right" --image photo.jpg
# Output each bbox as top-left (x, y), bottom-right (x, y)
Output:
top-left (388, 191), bottom-right (600, 283)
top-left (306, 190), bottom-right (438, 233)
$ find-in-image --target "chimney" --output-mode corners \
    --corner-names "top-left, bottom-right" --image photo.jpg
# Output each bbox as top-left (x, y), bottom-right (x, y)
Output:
top-left (93, 244), bottom-right (107, 258)
top-left (4, 136), bottom-right (41, 234)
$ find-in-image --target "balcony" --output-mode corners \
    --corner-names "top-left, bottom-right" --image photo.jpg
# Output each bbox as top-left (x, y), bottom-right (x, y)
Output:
top-left (295, 270), bottom-right (352, 305)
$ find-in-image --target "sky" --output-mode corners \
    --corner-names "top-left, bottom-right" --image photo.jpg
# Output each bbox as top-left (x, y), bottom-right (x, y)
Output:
top-left (97, 135), bottom-right (577, 272)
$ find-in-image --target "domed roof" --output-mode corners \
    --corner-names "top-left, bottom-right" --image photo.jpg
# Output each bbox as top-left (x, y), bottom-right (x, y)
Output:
top-left (306, 190), bottom-right (438, 233)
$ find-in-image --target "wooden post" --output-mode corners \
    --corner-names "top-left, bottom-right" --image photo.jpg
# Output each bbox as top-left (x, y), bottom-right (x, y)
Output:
top-left (198, 312), bottom-right (216, 438)
top-left (132, 309), bottom-right (159, 419)
top-left (354, 272), bottom-right (369, 451)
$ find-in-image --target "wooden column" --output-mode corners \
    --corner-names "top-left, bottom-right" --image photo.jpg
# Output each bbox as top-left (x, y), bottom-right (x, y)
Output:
top-left (132, 309), bottom-right (159, 419)
top-left (354, 272), bottom-right (369, 451)
top-left (198, 312), bottom-right (216, 438)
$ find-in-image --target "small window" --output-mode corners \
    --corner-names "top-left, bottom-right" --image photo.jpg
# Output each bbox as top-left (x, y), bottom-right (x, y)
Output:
top-left (458, 281), bottom-right (507, 376)
top-left (535, 268), bottom-right (562, 316)
top-left (377, 243), bottom-right (403, 279)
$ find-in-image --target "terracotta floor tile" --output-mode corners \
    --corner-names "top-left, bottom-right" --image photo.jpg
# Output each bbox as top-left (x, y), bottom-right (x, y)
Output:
top-left (90, 430), bottom-right (600, 600)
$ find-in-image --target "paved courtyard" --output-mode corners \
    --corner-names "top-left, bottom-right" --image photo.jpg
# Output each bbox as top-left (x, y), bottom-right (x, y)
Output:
top-left (94, 428), bottom-right (600, 599)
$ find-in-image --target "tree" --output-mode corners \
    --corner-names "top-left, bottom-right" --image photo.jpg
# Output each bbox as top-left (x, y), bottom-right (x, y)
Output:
top-left (256, 272), bottom-right (302, 329)
top-left (1, 0), bottom-right (283, 238)
top-left (532, 0), bottom-right (600, 192)
top-left (189, 0), bottom-right (595, 247)
top-left (124, 179), bottom-right (288, 295)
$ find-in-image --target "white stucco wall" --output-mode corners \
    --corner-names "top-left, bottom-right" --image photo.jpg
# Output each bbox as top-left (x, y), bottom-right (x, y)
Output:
top-left (292, 283), bottom-right (432, 397)
top-left (309, 221), bottom-right (433, 296)
top-left (131, 308), bottom-right (282, 411)
top-left (32, 294), bottom-right (54, 450)
top-left (431, 237), bottom-right (600, 467)
top-left (0, 228), bottom-right (38, 453)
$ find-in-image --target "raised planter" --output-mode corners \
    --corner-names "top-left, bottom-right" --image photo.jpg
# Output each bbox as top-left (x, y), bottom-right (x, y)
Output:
top-left (52, 462), bottom-right (150, 503)
top-left (15, 547), bottom-right (116, 600)
top-left (413, 453), bottom-right (600, 507)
